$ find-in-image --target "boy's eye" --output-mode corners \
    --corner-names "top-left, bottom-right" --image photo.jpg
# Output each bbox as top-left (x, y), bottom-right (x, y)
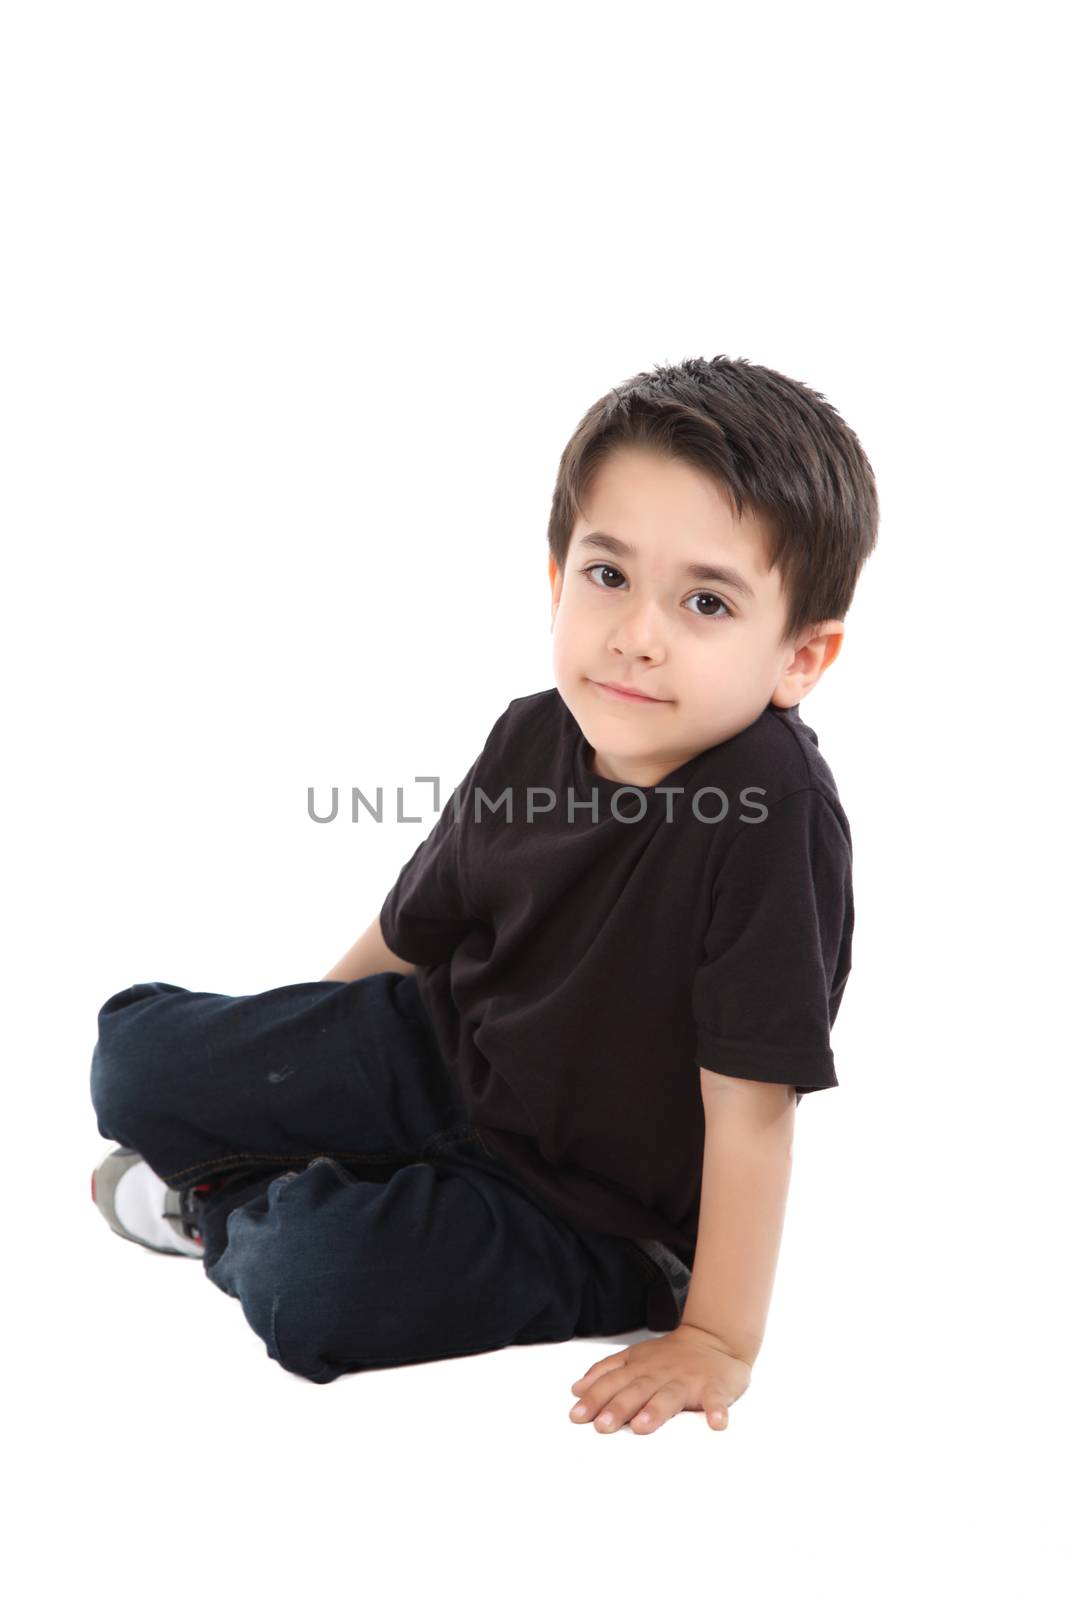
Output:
top-left (583, 562), bottom-right (626, 590)
top-left (682, 591), bottom-right (732, 621)
top-left (581, 563), bottom-right (732, 621)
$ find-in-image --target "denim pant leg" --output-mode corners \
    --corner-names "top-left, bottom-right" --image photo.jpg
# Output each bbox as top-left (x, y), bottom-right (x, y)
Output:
top-left (89, 970), bottom-right (669, 1379)
top-left (89, 971), bottom-right (460, 1189)
top-left (199, 1135), bottom-right (663, 1384)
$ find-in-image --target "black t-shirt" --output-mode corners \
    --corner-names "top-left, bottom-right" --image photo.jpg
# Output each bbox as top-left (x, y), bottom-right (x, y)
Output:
top-left (379, 687), bottom-right (854, 1256)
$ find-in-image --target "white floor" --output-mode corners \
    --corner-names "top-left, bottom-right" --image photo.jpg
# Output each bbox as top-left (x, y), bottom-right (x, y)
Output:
top-left (11, 1076), bottom-right (1058, 1600)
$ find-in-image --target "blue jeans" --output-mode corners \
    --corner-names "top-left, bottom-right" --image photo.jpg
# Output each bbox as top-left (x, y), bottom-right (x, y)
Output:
top-left (89, 971), bottom-right (690, 1383)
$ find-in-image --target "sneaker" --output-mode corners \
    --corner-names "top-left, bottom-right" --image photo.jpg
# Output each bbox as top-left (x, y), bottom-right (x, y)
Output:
top-left (91, 1145), bottom-right (207, 1258)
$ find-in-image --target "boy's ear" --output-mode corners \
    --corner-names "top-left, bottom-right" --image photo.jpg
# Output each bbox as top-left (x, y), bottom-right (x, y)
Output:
top-left (548, 554), bottom-right (562, 626)
top-left (771, 622), bottom-right (845, 707)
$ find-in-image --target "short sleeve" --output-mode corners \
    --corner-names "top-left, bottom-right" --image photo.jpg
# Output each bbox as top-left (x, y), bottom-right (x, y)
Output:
top-left (378, 756), bottom-right (480, 967)
top-left (692, 787), bottom-right (854, 1096)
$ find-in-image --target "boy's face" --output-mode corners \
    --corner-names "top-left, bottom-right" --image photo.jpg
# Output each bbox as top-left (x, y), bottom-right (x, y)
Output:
top-left (549, 446), bottom-right (843, 789)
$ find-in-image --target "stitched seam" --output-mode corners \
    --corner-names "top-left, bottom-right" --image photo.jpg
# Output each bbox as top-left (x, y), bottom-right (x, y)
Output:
top-left (160, 1149), bottom-right (412, 1185)
top-left (713, 785), bottom-right (843, 879)
top-left (270, 1293), bottom-right (332, 1380)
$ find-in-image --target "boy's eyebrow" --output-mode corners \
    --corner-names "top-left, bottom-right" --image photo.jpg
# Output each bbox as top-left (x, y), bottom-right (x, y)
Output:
top-left (576, 532), bottom-right (758, 601)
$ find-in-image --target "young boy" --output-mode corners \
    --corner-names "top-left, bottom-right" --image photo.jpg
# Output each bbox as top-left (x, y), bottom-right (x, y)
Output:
top-left (90, 354), bottom-right (877, 1432)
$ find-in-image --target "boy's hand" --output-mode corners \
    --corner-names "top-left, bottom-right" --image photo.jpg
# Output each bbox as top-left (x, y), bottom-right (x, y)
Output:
top-left (568, 1322), bottom-right (752, 1434)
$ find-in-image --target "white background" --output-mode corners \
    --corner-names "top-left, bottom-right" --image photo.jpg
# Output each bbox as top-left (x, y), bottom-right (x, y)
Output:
top-left (3, 1), bottom-right (1063, 1595)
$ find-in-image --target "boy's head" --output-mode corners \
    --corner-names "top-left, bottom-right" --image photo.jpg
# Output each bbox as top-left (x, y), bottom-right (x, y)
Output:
top-left (546, 355), bottom-right (879, 788)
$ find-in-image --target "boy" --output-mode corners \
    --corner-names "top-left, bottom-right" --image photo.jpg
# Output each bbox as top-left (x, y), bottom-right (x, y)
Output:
top-left (90, 354), bottom-right (877, 1431)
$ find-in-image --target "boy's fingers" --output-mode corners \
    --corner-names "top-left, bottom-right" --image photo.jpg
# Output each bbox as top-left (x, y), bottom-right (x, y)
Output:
top-left (704, 1389), bottom-right (730, 1427)
top-left (572, 1358), bottom-right (626, 1392)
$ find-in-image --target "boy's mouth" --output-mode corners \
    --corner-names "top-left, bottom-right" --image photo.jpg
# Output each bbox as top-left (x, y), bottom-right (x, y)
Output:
top-left (589, 678), bottom-right (671, 705)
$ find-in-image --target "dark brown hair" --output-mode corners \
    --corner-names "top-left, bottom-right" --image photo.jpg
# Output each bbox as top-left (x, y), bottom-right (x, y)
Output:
top-left (546, 355), bottom-right (879, 647)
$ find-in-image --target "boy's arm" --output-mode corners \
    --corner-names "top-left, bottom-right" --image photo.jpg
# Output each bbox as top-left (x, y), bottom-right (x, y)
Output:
top-left (683, 1068), bottom-right (796, 1365)
top-left (322, 916), bottom-right (417, 984)
top-left (567, 1068), bottom-right (795, 1432)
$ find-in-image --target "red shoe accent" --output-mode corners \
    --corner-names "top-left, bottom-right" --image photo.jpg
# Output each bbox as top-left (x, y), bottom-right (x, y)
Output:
top-left (91, 1172), bottom-right (97, 1204)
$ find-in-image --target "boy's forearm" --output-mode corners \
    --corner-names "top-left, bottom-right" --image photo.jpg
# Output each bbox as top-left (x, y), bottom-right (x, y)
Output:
top-left (322, 916), bottom-right (418, 984)
top-left (682, 1073), bottom-right (796, 1366)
